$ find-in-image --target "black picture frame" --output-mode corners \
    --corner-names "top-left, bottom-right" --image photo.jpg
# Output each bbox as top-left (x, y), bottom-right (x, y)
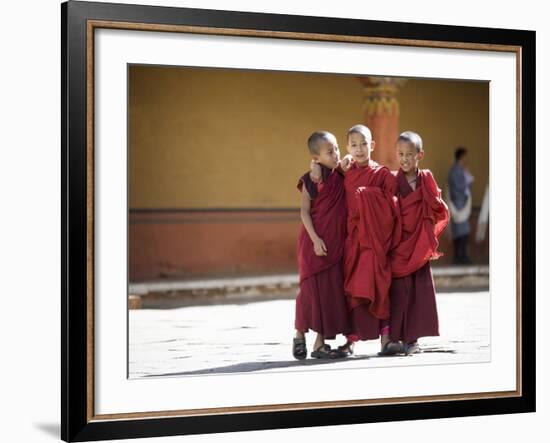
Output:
top-left (61, 1), bottom-right (536, 441)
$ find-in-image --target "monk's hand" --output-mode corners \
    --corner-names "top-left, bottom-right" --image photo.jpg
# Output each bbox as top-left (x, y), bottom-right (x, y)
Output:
top-left (309, 160), bottom-right (322, 183)
top-left (339, 154), bottom-right (353, 172)
top-left (313, 237), bottom-right (328, 256)
top-left (355, 186), bottom-right (366, 196)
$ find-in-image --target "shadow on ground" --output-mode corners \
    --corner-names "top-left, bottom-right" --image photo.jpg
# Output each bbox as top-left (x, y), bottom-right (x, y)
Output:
top-left (142, 346), bottom-right (458, 377)
top-left (143, 354), bottom-right (407, 377)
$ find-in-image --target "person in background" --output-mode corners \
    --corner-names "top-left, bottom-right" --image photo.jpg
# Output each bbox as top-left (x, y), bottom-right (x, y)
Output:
top-left (448, 147), bottom-right (474, 264)
top-left (475, 182), bottom-right (489, 244)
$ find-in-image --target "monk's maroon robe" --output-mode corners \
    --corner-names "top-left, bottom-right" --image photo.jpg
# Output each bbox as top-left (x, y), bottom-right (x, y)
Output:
top-left (389, 169), bottom-right (449, 343)
top-left (295, 165), bottom-right (350, 337)
top-left (343, 161), bottom-right (400, 340)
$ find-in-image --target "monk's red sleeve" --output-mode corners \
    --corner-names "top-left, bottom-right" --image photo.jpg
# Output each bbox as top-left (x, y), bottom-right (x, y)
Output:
top-left (421, 170), bottom-right (449, 238)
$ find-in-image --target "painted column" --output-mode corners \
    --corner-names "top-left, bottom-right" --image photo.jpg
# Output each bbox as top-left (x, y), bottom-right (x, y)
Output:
top-left (357, 76), bottom-right (406, 170)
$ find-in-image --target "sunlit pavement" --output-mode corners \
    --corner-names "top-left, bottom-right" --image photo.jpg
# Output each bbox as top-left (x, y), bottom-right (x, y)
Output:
top-left (129, 291), bottom-right (490, 378)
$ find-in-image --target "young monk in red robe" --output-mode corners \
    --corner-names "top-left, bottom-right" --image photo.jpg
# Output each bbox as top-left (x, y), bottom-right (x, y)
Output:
top-left (293, 131), bottom-right (351, 359)
top-left (334, 125), bottom-right (402, 357)
top-left (389, 131), bottom-right (449, 354)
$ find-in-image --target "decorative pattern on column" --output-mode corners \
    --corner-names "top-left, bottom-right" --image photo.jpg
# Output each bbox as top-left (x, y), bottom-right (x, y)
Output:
top-left (358, 76), bottom-right (406, 171)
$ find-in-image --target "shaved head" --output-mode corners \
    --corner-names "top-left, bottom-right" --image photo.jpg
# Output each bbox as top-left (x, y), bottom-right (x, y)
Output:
top-left (398, 131), bottom-right (423, 152)
top-left (347, 124), bottom-right (372, 142)
top-left (307, 131), bottom-right (336, 155)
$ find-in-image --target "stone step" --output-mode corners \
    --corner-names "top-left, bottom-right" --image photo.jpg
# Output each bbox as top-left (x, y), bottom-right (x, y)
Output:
top-left (129, 266), bottom-right (489, 309)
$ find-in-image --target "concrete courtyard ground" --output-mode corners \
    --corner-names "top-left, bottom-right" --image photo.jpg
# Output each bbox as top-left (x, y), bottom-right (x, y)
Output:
top-left (129, 290), bottom-right (490, 378)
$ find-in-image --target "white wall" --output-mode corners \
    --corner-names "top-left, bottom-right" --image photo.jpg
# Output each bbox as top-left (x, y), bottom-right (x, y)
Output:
top-left (0, 0), bottom-right (546, 442)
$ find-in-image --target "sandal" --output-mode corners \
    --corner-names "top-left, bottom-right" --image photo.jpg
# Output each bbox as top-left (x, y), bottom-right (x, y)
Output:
top-left (334, 341), bottom-right (355, 358)
top-left (310, 344), bottom-right (334, 359)
top-left (378, 341), bottom-right (404, 357)
top-left (404, 342), bottom-right (420, 355)
top-left (292, 337), bottom-right (307, 360)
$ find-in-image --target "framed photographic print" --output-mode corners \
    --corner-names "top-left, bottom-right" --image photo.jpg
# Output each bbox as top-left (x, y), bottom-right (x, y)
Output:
top-left (61, 0), bottom-right (535, 441)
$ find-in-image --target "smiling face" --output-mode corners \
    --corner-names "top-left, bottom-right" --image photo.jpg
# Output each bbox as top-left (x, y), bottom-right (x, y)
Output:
top-left (347, 131), bottom-right (374, 166)
top-left (397, 139), bottom-right (424, 174)
top-left (314, 135), bottom-right (340, 169)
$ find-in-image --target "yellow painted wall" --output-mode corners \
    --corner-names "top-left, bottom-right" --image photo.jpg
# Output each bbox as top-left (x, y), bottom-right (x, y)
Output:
top-left (398, 78), bottom-right (489, 205)
top-left (129, 66), bottom-right (488, 208)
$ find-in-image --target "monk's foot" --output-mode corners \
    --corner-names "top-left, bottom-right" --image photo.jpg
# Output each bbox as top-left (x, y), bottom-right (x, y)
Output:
top-left (292, 337), bottom-right (307, 360)
top-left (333, 341), bottom-right (355, 358)
top-left (404, 341), bottom-right (420, 356)
top-left (311, 344), bottom-right (335, 359)
top-left (378, 341), bottom-right (404, 357)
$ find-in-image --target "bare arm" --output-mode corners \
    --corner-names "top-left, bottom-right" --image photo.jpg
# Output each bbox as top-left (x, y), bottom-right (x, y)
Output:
top-left (300, 187), bottom-right (327, 256)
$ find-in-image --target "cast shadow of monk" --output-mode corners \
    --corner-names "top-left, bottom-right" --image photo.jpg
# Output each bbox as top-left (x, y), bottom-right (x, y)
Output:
top-left (146, 354), bottom-right (373, 377)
